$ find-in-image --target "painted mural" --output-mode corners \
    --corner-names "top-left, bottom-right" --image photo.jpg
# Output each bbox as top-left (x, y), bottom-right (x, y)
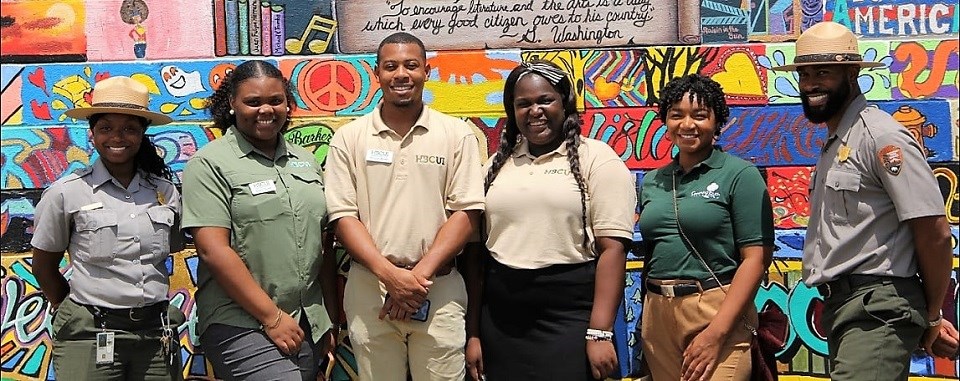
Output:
top-left (1, 0), bottom-right (958, 380)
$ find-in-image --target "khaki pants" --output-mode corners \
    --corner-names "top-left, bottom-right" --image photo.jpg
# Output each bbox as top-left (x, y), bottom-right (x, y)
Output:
top-left (51, 298), bottom-right (183, 381)
top-left (344, 264), bottom-right (467, 381)
top-left (641, 287), bottom-right (754, 381)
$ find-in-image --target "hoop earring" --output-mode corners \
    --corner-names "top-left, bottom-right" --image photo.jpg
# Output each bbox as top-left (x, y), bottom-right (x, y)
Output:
top-left (229, 109), bottom-right (235, 115)
top-left (286, 107), bottom-right (290, 112)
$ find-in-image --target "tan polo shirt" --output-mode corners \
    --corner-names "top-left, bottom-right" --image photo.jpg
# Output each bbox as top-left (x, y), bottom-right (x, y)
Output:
top-left (31, 159), bottom-right (182, 309)
top-left (485, 138), bottom-right (636, 269)
top-left (324, 104), bottom-right (485, 265)
top-left (802, 95), bottom-right (946, 286)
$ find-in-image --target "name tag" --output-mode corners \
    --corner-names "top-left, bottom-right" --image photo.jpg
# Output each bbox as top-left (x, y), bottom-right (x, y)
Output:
top-left (249, 180), bottom-right (277, 195)
top-left (80, 202), bottom-right (104, 211)
top-left (366, 149), bottom-right (394, 164)
top-left (96, 332), bottom-right (115, 365)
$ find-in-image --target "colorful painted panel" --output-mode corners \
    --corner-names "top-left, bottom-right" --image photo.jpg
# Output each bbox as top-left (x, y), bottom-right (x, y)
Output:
top-left (425, 50), bottom-right (520, 117)
top-left (583, 50), bottom-right (648, 108)
top-left (211, 0), bottom-right (336, 57)
top-left (826, 0), bottom-right (959, 37)
top-left (1, 65), bottom-right (24, 126)
top-left (0, 0), bottom-right (86, 63)
top-left (84, 0), bottom-right (215, 61)
top-left (699, 45), bottom-right (769, 105)
top-left (280, 55), bottom-right (379, 117)
top-left (760, 41), bottom-right (894, 104)
top-left (582, 107), bottom-right (672, 171)
top-left (767, 166), bottom-right (813, 229)
top-left (890, 39), bottom-right (960, 99)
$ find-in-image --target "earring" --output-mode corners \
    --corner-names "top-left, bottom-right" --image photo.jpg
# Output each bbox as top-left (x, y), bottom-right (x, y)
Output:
top-left (229, 109), bottom-right (235, 115)
top-left (286, 107), bottom-right (290, 112)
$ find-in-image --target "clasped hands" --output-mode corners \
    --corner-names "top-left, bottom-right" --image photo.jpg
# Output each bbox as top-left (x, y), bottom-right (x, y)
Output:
top-left (379, 266), bottom-right (433, 321)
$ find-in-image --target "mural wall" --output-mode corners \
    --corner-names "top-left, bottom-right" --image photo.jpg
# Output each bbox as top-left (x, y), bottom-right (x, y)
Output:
top-left (1, 0), bottom-right (958, 380)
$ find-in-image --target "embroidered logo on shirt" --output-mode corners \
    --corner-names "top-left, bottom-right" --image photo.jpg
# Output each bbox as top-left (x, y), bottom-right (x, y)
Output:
top-left (544, 168), bottom-right (571, 175)
top-left (415, 155), bottom-right (446, 166)
top-left (690, 182), bottom-right (721, 199)
top-left (878, 145), bottom-right (903, 176)
top-left (289, 161), bottom-right (313, 168)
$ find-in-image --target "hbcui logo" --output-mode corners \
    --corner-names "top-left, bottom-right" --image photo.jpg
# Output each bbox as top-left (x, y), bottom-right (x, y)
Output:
top-left (416, 155), bottom-right (446, 166)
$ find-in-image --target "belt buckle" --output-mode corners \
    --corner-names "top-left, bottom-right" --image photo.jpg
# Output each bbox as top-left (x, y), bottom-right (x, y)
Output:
top-left (660, 284), bottom-right (677, 298)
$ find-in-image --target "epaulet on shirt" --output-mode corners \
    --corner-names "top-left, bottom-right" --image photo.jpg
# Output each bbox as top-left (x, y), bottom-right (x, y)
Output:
top-left (63, 166), bottom-right (94, 182)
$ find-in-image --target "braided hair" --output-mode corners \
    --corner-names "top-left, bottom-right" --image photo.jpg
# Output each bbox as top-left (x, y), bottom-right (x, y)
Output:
top-left (88, 114), bottom-right (173, 183)
top-left (206, 60), bottom-right (295, 132)
top-left (657, 74), bottom-right (729, 139)
top-left (487, 60), bottom-right (590, 248)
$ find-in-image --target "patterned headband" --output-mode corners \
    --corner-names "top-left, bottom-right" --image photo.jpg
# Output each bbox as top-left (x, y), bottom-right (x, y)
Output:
top-left (517, 61), bottom-right (569, 86)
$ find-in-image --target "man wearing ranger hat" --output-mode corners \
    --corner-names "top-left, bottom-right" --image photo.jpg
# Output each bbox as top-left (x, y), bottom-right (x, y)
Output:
top-left (774, 21), bottom-right (959, 379)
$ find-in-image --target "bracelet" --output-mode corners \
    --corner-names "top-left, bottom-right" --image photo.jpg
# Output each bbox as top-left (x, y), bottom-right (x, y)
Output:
top-left (585, 328), bottom-right (614, 342)
top-left (263, 309), bottom-right (282, 330)
top-left (928, 312), bottom-right (943, 328)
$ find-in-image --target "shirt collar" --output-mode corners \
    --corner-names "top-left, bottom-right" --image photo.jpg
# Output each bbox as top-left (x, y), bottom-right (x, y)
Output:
top-left (89, 158), bottom-right (150, 192)
top-left (830, 94), bottom-right (868, 143)
top-left (665, 146), bottom-right (726, 175)
top-left (370, 102), bottom-right (431, 136)
top-left (228, 126), bottom-right (292, 160)
top-left (511, 138), bottom-right (569, 159)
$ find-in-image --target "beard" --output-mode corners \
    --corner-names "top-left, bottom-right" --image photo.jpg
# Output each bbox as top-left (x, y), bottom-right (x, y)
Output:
top-left (801, 76), bottom-right (852, 124)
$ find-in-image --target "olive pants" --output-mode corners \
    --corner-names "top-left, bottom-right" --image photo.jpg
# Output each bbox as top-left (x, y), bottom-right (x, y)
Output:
top-left (51, 298), bottom-right (184, 381)
top-left (821, 276), bottom-right (927, 381)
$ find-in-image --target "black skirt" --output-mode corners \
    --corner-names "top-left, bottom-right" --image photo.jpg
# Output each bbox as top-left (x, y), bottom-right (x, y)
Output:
top-left (480, 259), bottom-right (598, 381)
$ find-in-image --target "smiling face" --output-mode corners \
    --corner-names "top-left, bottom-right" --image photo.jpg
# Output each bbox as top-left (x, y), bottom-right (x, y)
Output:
top-left (798, 64), bottom-right (857, 124)
top-left (665, 92), bottom-right (717, 157)
top-left (512, 74), bottom-right (566, 154)
top-left (375, 42), bottom-right (429, 109)
top-left (230, 76), bottom-right (288, 150)
top-left (91, 113), bottom-right (146, 167)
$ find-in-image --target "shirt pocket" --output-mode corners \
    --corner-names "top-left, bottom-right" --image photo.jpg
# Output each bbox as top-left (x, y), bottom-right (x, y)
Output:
top-left (824, 169), bottom-right (862, 225)
top-left (228, 174), bottom-right (286, 223)
top-left (289, 171), bottom-right (327, 223)
top-left (73, 210), bottom-right (119, 264)
top-left (146, 205), bottom-right (175, 259)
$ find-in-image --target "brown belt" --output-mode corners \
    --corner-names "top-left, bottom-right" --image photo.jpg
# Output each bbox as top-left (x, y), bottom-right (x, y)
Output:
top-left (355, 260), bottom-right (455, 277)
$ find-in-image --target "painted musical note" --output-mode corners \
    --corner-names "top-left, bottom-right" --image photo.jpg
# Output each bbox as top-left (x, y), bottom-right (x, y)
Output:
top-left (285, 15), bottom-right (337, 54)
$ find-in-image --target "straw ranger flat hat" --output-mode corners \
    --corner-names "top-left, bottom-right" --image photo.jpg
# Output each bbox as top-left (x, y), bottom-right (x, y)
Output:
top-left (64, 76), bottom-right (172, 125)
top-left (772, 21), bottom-right (883, 71)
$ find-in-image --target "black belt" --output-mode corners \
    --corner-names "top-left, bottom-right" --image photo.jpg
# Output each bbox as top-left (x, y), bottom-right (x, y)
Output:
top-left (646, 272), bottom-right (735, 297)
top-left (816, 275), bottom-right (915, 299)
top-left (80, 300), bottom-right (169, 323)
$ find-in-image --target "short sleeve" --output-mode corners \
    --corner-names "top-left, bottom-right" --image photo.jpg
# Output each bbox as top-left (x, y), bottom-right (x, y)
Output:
top-left (181, 156), bottom-right (232, 229)
top-left (324, 131), bottom-right (360, 222)
top-left (30, 185), bottom-right (71, 252)
top-left (444, 132), bottom-right (485, 212)
top-left (729, 166), bottom-right (775, 247)
top-left (870, 129), bottom-right (944, 221)
top-left (586, 149), bottom-right (636, 240)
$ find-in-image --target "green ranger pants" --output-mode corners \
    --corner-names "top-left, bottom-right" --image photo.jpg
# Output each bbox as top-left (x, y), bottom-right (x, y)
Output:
top-left (821, 276), bottom-right (927, 381)
top-left (51, 298), bottom-right (185, 381)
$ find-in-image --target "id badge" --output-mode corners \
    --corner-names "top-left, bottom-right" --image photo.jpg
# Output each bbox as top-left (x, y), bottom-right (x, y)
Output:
top-left (96, 332), bottom-right (115, 365)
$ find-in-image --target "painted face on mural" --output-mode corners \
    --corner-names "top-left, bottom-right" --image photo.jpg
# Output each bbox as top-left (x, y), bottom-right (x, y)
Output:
top-left (90, 113), bottom-right (146, 167)
top-left (230, 76), bottom-right (289, 150)
top-left (375, 43), bottom-right (430, 109)
top-left (161, 65), bottom-right (206, 97)
top-left (665, 92), bottom-right (717, 157)
top-left (512, 73), bottom-right (566, 154)
top-left (798, 64), bottom-right (856, 124)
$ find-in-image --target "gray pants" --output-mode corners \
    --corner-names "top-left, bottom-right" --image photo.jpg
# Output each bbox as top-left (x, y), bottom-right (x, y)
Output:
top-left (200, 317), bottom-right (318, 381)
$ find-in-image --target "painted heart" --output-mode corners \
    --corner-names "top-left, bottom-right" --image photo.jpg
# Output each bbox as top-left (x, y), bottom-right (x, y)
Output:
top-left (710, 52), bottom-right (764, 98)
top-left (593, 76), bottom-right (621, 101)
top-left (27, 67), bottom-right (49, 96)
top-left (31, 100), bottom-right (52, 120)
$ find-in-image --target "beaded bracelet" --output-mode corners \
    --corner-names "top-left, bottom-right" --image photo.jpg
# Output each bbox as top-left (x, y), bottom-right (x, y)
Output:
top-left (585, 328), bottom-right (614, 341)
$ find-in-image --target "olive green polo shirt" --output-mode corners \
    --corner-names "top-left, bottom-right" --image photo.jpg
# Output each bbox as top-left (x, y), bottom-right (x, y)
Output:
top-left (638, 148), bottom-right (774, 280)
top-left (801, 95), bottom-right (945, 286)
top-left (181, 127), bottom-right (331, 342)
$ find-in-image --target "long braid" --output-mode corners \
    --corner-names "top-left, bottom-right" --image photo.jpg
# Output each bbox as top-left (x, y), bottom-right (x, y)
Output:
top-left (563, 115), bottom-right (589, 249)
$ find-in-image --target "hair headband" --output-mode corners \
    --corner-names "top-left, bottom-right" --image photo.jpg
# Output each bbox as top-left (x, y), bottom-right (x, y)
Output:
top-left (517, 61), bottom-right (568, 86)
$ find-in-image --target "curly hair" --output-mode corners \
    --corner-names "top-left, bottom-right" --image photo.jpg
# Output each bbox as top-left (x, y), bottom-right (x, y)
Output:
top-left (657, 74), bottom-right (729, 137)
top-left (377, 32), bottom-right (427, 63)
top-left (486, 59), bottom-right (590, 248)
top-left (205, 60), bottom-right (294, 132)
top-left (88, 114), bottom-right (173, 183)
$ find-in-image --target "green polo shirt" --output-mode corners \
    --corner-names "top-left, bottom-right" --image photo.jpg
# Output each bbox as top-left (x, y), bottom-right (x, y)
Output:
top-left (181, 127), bottom-right (331, 342)
top-left (638, 148), bottom-right (774, 280)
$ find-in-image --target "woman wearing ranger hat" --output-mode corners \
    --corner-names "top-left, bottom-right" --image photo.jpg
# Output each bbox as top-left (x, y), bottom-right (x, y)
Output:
top-left (31, 76), bottom-right (186, 380)
top-left (773, 21), bottom-right (959, 379)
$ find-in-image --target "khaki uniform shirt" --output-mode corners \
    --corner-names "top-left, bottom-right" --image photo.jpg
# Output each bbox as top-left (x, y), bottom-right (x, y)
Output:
top-left (181, 127), bottom-right (331, 342)
top-left (485, 138), bottom-right (636, 269)
top-left (802, 95), bottom-right (945, 286)
top-left (31, 159), bottom-right (182, 309)
top-left (324, 104), bottom-right (485, 266)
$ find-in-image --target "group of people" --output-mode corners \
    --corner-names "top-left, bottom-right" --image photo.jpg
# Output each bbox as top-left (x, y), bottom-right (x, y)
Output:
top-left (30, 21), bottom-right (957, 381)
